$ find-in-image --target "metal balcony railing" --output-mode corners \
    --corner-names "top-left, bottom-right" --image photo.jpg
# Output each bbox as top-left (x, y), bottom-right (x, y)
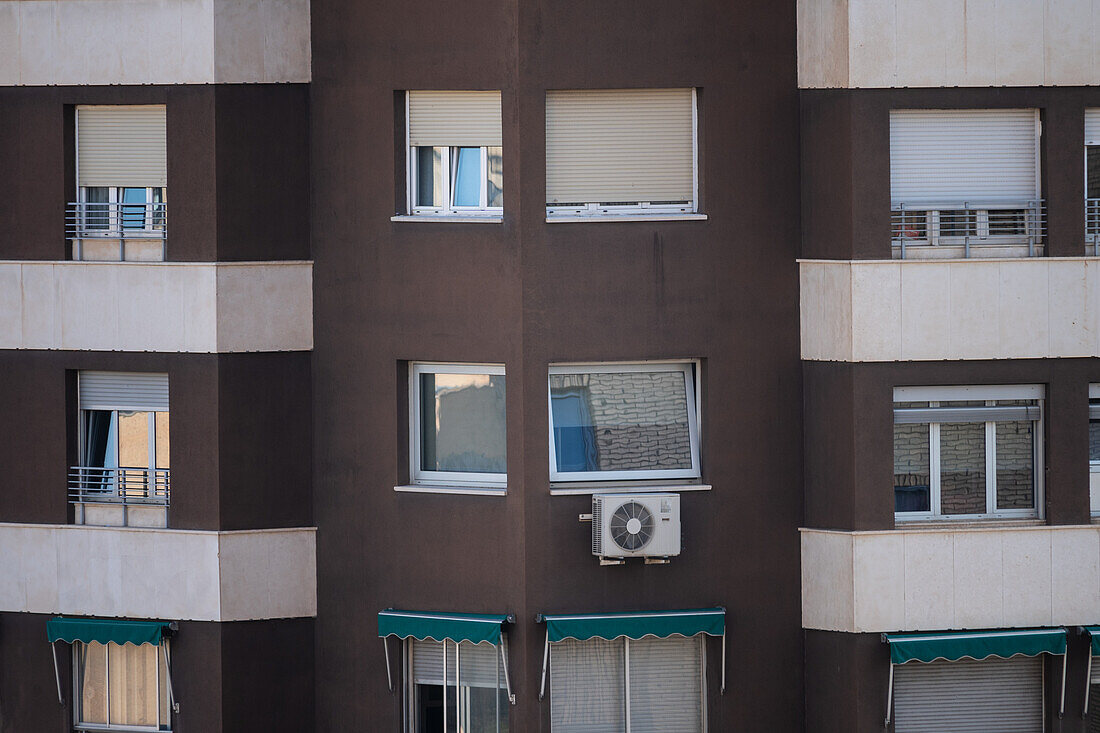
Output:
top-left (68, 466), bottom-right (171, 506)
top-left (66, 201), bottom-right (167, 260)
top-left (891, 200), bottom-right (1046, 258)
top-left (1087, 198), bottom-right (1100, 255)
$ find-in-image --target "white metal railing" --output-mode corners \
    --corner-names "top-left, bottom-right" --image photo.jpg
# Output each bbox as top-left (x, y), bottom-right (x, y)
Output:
top-left (1087, 198), bottom-right (1100, 255)
top-left (68, 466), bottom-right (170, 506)
top-left (891, 200), bottom-right (1046, 258)
top-left (66, 201), bottom-right (167, 260)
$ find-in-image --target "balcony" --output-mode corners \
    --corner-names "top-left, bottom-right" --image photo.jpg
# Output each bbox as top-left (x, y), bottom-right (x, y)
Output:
top-left (69, 466), bottom-right (170, 528)
top-left (891, 200), bottom-right (1045, 259)
top-left (67, 200), bottom-right (167, 262)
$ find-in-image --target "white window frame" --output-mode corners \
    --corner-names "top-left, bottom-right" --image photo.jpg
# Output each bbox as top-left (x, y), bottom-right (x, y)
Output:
top-left (402, 638), bottom-right (511, 733)
top-left (77, 186), bottom-right (166, 237)
top-left (1088, 384), bottom-right (1100, 517)
top-left (410, 362), bottom-right (507, 489)
top-left (893, 384), bottom-right (1044, 522)
top-left (545, 88), bottom-right (700, 221)
top-left (72, 640), bottom-right (173, 732)
top-left (547, 361), bottom-right (701, 483)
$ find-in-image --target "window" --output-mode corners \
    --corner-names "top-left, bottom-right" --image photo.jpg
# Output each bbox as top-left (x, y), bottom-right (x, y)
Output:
top-left (73, 106), bottom-right (168, 261)
top-left (73, 641), bottom-right (172, 731)
top-left (405, 91), bottom-right (503, 218)
top-left (404, 639), bottom-right (510, 732)
top-left (410, 363), bottom-right (506, 489)
top-left (549, 636), bottom-right (704, 732)
top-left (74, 372), bottom-right (170, 513)
top-left (1085, 109), bottom-right (1100, 253)
top-left (545, 88), bottom-right (699, 220)
top-left (890, 109), bottom-right (1043, 258)
top-left (893, 385), bottom-right (1043, 521)
top-left (547, 363), bottom-right (700, 483)
top-left (1090, 385), bottom-right (1100, 516)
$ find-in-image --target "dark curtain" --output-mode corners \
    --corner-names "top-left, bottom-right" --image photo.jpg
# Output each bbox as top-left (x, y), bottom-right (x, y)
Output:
top-left (83, 410), bottom-right (113, 493)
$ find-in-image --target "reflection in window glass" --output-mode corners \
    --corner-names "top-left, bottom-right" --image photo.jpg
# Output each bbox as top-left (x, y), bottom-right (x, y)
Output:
top-left (419, 372), bottom-right (506, 474)
top-left (939, 422), bottom-right (986, 515)
top-left (85, 187), bottom-right (110, 230)
top-left (155, 412), bottom-right (170, 469)
top-left (996, 421), bottom-right (1034, 509)
top-left (417, 146), bottom-right (444, 207)
top-left (452, 147), bottom-right (482, 206)
top-left (1088, 146), bottom-right (1100, 199)
top-left (893, 423), bottom-right (930, 512)
top-left (487, 146), bottom-right (503, 208)
top-left (121, 187), bottom-right (147, 229)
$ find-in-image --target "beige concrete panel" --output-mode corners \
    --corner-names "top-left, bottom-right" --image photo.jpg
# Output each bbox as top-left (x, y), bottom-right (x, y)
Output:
top-left (800, 262), bottom-right (826, 359)
top-left (173, 264), bottom-right (219, 353)
top-left (1048, 259), bottom-right (1093, 356)
top-left (20, 526), bottom-right (60, 611)
top-left (1045, 0), bottom-right (1093, 83)
top-left (115, 265), bottom-right (176, 352)
top-left (16, 1), bottom-right (57, 86)
top-left (21, 264), bottom-right (59, 350)
top-left (0, 265), bottom-right (23, 347)
top-left (179, 0), bottom-right (217, 82)
top-left (1002, 528), bottom-right (1052, 627)
top-left (126, 505), bottom-right (168, 529)
top-left (851, 262), bottom-right (902, 360)
top-left (852, 533), bottom-right (905, 631)
top-left (215, 263), bottom-right (314, 352)
top-left (963, 0), bottom-right (999, 84)
top-left (900, 263), bottom-right (951, 360)
top-left (801, 530), bottom-right (855, 631)
top-left (213, 0), bottom-right (264, 82)
top-left (0, 527), bottom-right (27, 611)
top-left (81, 504), bottom-right (127, 528)
top-left (218, 529), bottom-right (318, 621)
top-left (994, 0), bottom-right (1046, 85)
top-left (820, 262), bottom-right (853, 362)
top-left (997, 260), bottom-right (1049, 358)
top-left (0, 2), bottom-right (20, 85)
top-left (947, 261), bottom-right (1000, 359)
top-left (797, 0), bottom-right (851, 88)
top-left (261, 0), bottom-right (311, 83)
top-left (848, 0), bottom-right (897, 87)
top-left (1051, 527), bottom-right (1100, 624)
top-left (952, 531), bottom-right (1005, 628)
top-left (903, 531), bottom-right (955, 629)
top-left (58, 263), bottom-right (120, 351)
top-left (894, 0), bottom-right (953, 87)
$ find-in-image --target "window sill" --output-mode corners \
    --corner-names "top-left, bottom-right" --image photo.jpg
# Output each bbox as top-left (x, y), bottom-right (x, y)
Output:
top-left (391, 215), bottom-right (503, 224)
top-left (550, 483), bottom-right (711, 496)
top-left (546, 213), bottom-right (708, 224)
top-left (394, 484), bottom-right (507, 497)
top-left (894, 517), bottom-right (1044, 530)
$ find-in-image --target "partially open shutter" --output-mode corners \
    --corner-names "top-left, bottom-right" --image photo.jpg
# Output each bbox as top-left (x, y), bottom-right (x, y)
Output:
top-left (77, 106), bottom-right (167, 188)
top-left (78, 372), bottom-right (169, 412)
top-left (627, 636), bottom-right (703, 733)
top-left (408, 91), bottom-right (502, 147)
top-left (457, 640), bottom-right (502, 689)
top-left (894, 657), bottom-right (1043, 732)
top-left (545, 89), bottom-right (695, 205)
top-left (1087, 110), bottom-right (1100, 145)
top-left (411, 639), bottom-right (455, 686)
top-left (550, 638), bottom-right (625, 733)
top-left (889, 109), bottom-right (1039, 204)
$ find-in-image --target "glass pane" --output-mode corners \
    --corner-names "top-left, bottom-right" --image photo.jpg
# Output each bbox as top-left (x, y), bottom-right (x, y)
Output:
top-left (417, 147), bottom-right (444, 207)
top-left (1091, 415), bottom-right (1100, 463)
top-left (939, 209), bottom-right (976, 237)
top-left (118, 411), bottom-right (151, 498)
top-left (892, 210), bottom-right (927, 240)
top-left (83, 187), bottom-right (110, 230)
top-left (108, 642), bottom-right (158, 726)
top-left (82, 410), bottom-right (117, 494)
top-left (486, 147), bottom-right (503, 208)
top-left (987, 208), bottom-right (1026, 236)
top-left (419, 372), bottom-right (506, 474)
top-left (121, 187), bottom-right (147, 229)
top-left (1088, 146), bottom-right (1100, 199)
top-left (155, 412), bottom-right (170, 469)
top-left (151, 187), bottom-right (166, 229)
top-left (996, 420), bottom-right (1035, 509)
top-left (457, 642), bottom-right (504, 733)
top-left (452, 147), bottom-right (482, 207)
top-left (940, 422), bottom-right (987, 515)
top-left (79, 642), bottom-right (109, 725)
top-left (549, 370), bottom-right (694, 474)
top-left (893, 422), bottom-right (930, 513)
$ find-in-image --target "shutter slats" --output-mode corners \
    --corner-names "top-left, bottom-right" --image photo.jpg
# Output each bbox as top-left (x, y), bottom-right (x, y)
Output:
top-left (890, 109), bottom-right (1039, 203)
top-left (408, 91), bottom-right (502, 147)
top-left (78, 372), bottom-right (169, 412)
top-left (550, 638), bottom-right (625, 733)
top-left (546, 89), bottom-right (694, 204)
top-left (894, 657), bottom-right (1043, 733)
top-left (77, 106), bottom-right (167, 188)
top-left (628, 636), bottom-right (703, 733)
top-left (1086, 109), bottom-right (1100, 145)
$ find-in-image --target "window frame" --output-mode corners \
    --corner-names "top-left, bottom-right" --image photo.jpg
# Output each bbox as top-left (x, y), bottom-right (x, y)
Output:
top-left (1088, 384), bottom-right (1100, 517)
top-left (409, 362), bottom-right (507, 489)
top-left (547, 361), bottom-right (702, 484)
top-left (72, 640), bottom-right (173, 732)
top-left (77, 186), bottom-right (166, 237)
top-left (893, 384), bottom-right (1045, 523)
top-left (402, 637), bottom-right (510, 733)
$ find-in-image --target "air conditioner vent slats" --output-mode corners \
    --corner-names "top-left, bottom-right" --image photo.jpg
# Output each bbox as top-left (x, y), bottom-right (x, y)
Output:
top-left (591, 493), bottom-right (681, 562)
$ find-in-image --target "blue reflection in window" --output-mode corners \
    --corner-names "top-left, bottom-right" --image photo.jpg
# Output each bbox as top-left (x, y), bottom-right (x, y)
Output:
top-left (452, 148), bottom-right (481, 207)
top-left (121, 187), bottom-right (146, 229)
top-left (551, 388), bottom-right (599, 472)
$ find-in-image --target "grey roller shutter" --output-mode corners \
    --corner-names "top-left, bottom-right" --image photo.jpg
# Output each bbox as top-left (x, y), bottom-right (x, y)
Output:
top-left (408, 91), bottom-right (502, 147)
top-left (457, 640), bottom-right (502, 689)
top-left (894, 657), bottom-right (1043, 733)
top-left (545, 88), bottom-right (695, 205)
top-left (1087, 110), bottom-right (1100, 145)
top-left (77, 106), bottom-right (167, 187)
top-left (550, 638), bottom-right (625, 733)
top-left (78, 372), bottom-right (169, 412)
top-left (627, 636), bottom-right (703, 733)
top-left (889, 109), bottom-right (1040, 204)
top-left (411, 639), bottom-right (456, 686)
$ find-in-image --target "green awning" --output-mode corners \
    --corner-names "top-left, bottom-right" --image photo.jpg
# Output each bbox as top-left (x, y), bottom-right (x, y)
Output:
top-left (538, 608), bottom-right (725, 643)
top-left (377, 610), bottom-right (512, 645)
top-left (884, 628), bottom-right (1067, 665)
top-left (1082, 627), bottom-right (1100, 655)
top-left (47, 617), bottom-right (169, 647)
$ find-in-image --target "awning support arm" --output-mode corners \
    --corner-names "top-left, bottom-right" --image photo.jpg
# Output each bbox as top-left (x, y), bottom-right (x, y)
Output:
top-left (884, 662), bottom-right (894, 727)
top-left (499, 639), bottom-right (515, 705)
top-left (164, 639), bottom-right (178, 714)
top-left (539, 629), bottom-right (550, 700)
top-left (1060, 650), bottom-right (1068, 718)
top-left (1085, 650), bottom-right (1093, 718)
top-left (51, 641), bottom-right (64, 705)
top-left (720, 631), bottom-right (727, 694)
top-left (383, 637), bottom-right (393, 693)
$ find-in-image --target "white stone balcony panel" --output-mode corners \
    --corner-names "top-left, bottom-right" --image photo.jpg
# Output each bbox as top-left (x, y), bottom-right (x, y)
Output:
top-left (801, 525), bottom-right (1100, 633)
top-left (801, 257), bottom-right (1100, 362)
top-left (0, 523), bottom-right (316, 622)
top-left (0, 0), bottom-right (309, 86)
top-left (799, 0), bottom-right (1100, 88)
top-left (0, 261), bottom-right (312, 353)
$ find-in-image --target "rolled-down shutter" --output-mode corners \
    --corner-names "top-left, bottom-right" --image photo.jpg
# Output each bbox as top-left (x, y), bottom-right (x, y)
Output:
top-left (545, 88), bottom-right (694, 205)
top-left (894, 657), bottom-right (1043, 733)
top-left (1087, 110), bottom-right (1100, 146)
top-left (550, 638), bottom-right (625, 733)
top-left (889, 109), bottom-right (1039, 204)
top-left (628, 636), bottom-right (703, 733)
top-left (408, 91), bottom-right (502, 147)
top-left (77, 106), bottom-right (167, 188)
top-left (79, 372), bottom-right (169, 412)
top-left (411, 639), bottom-right (455, 686)
top-left (457, 640), bottom-right (502, 689)
top-left (1090, 657), bottom-right (1100, 733)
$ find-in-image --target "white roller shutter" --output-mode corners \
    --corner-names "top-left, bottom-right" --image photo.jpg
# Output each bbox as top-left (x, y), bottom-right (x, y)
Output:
top-left (78, 372), bottom-right (169, 412)
top-left (889, 109), bottom-right (1039, 204)
top-left (1086, 109), bottom-right (1100, 145)
top-left (457, 640), bottom-right (503, 689)
top-left (408, 91), bottom-right (502, 147)
top-left (628, 636), bottom-right (703, 733)
top-left (545, 88), bottom-right (695, 205)
top-left (411, 639), bottom-right (456, 686)
top-left (77, 106), bottom-right (167, 188)
top-left (894, 656), bottom-right (1043, 733)
top-left (550, 638), bottom-right (625, 733)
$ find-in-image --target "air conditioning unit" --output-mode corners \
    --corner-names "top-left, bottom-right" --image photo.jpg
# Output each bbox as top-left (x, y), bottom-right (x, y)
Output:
top-left (592, 493), bottom-right (681, 564)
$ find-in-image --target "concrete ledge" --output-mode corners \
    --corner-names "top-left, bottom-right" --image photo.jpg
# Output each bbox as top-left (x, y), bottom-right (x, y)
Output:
top-left (800, 257), bottom-right (1100, 362)
top-left (801, 525), bottom-right (1100, 633)
top-left (0, 260), bottom-right (313, 353)
top-left (0, 523), bottom-right (316, 622)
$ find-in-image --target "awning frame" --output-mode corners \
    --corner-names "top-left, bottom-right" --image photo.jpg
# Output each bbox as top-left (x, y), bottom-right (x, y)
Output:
top-left (1078, 626), bottom-right (1100, 717)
